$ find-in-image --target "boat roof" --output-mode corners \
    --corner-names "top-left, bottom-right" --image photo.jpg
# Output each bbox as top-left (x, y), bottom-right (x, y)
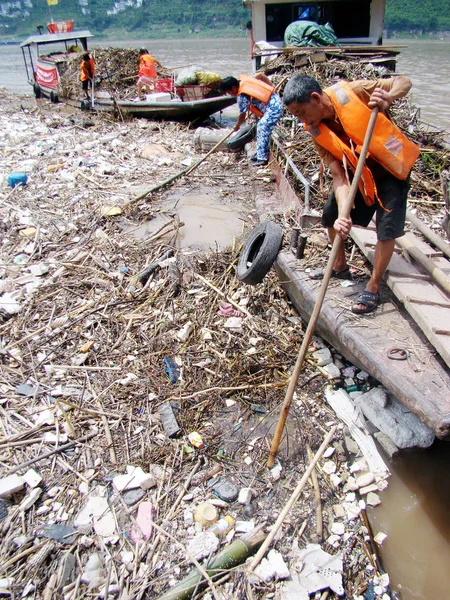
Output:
top-left (21, 30), bottom-right (93, 48)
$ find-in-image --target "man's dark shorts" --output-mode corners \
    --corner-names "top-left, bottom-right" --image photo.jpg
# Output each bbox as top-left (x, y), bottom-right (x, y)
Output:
top-left (82, 79), bottom-right (90, 91)
top-left (322, 165), bottom-right (410, 241)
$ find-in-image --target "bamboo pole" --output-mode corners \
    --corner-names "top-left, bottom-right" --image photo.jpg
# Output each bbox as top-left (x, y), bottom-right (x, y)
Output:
top-left (124, 127), bottom-right (238, 209)
top-left (267, 108), bottom-right (379, 468)
top-left (156, 527), bottom-right (266, 600)
top-left (396, 234), bottom-right (450, 294)
top-left (249, 426), bottom-right (336, 571)
top-left (405, 208), bottom-right (450, 260)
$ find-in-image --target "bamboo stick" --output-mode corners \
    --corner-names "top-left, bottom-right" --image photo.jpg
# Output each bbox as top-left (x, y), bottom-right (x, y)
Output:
top-left (249, 426), bottom-right (336, 571)
top-left (396, 235), bottom-right (450, 294)
top-left (406, 208), bottom-right (450, 260)
top-left (124, 127), bottom-right (239, 208)
top-left (267, 108), bottom-right (379, 467)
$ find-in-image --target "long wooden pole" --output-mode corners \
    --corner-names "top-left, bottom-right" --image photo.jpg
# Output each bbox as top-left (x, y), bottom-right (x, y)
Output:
top-left (124, 126), bottom-right (238, 208)
top-left (250, 426), bottom-right (336, 570)
top-left (267, 108), bottom-right (379, 468)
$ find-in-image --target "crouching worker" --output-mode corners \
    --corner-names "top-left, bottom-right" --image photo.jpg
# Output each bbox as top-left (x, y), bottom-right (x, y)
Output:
top-left (137, 48), bottom-right (163, 100)
top-left (283, 74), bottom-right (420, 314)
top-left (80, 53), bottom-right (95, 100)
top-left (221, 74), bottom-right (282, 166)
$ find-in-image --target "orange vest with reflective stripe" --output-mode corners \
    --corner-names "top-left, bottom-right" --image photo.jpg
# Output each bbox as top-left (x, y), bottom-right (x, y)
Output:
top-left (139, 54), bottom-right (156, 79)
top-left (238, 74), bottom-right (274, 118)
top-left (307, 81), bottom-right (420, 205)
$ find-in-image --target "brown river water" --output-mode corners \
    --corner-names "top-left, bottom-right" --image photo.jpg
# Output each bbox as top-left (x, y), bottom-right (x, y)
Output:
top-left (0, 34), bottom-right (449, 599)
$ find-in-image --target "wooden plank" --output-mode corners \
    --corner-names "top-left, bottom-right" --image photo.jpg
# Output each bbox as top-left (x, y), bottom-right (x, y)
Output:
top-left (351, 227), bottom-right (450, 368)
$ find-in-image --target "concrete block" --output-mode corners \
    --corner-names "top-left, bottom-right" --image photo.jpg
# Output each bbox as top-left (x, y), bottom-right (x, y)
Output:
top-left (0, 474), bottom-right (25, 498)
top-left (356, 391), bottom-right (435, 449)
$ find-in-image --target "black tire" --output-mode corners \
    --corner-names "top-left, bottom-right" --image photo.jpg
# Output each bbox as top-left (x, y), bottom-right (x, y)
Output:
top-left (227, 123), bottom-right (256, 151)
top-left (33, 83), bottom-right (41, 99)
top-left (237, 221), bottom-right (283, 285)
top-left (50, 91), bottom-right (59, 103)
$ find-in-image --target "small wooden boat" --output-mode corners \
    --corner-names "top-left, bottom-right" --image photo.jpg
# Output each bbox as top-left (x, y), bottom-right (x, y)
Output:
top-left (21, 27), bottom-right (93, 103)
top-left (20, 25), bottom-right (236, 121)
top-left (90, 95), bottom-right (236, 122)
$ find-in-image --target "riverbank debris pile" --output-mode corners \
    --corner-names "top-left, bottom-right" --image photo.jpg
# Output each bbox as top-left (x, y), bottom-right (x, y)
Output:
top-left (0, 89), bottom-right (401, 599)
top-left (58, 48), bottom-right (173, 100)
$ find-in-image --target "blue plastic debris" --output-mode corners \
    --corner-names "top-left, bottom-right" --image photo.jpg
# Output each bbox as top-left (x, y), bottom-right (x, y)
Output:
top-left (164, 356), bottom-right (179, 383)
top-left (7, 172), bottom-right (28, 188)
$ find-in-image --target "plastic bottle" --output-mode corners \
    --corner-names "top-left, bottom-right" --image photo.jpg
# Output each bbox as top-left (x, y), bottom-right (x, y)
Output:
top-left (208, 516), bottom-right (235, 538)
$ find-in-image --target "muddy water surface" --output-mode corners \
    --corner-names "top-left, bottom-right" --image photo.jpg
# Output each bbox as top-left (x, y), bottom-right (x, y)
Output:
top-left (126, 188), bottom-right (248, 250)
top-left (368, 441), bottom-right (450, 599)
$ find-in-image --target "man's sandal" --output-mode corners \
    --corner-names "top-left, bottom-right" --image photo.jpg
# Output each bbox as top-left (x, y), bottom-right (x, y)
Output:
top-left (352, 290), bottom-right (380, 314)
top-left (309, 266), bottom-right (352, 280)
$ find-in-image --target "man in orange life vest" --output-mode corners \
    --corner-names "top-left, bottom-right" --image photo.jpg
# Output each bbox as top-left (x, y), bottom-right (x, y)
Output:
top-left (283, 74), bottom-right (420, 314)
top-left (221, 74), bottom-right (283, 167)
top-left (80, 53), bottom-right (95, 100)
top-left (137, 48), bottom-right (162, 100)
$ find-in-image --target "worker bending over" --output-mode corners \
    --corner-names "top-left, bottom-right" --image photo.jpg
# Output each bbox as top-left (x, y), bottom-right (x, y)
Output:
top-left (222, 73), bottom-right (282, 167)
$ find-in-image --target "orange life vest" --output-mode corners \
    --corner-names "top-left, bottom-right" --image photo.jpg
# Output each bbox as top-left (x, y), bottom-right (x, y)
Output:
top-left (80, 60), bottom-right (91, 82)
top-left (80, 57), bottom-right (95, 81)
top-left (238, 74), bottom-right (274, 118)
top-left (307, 81), bottom-right (420, 205)
top-left (139, 54), bottom-right (156, 79)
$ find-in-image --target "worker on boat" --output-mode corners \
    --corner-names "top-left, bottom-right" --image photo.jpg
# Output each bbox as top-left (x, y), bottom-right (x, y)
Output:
top-left (221, 73), bottom-right (283, 167)
top-left (80, 53), bottom-right (95, 100)
top-left (137, 48), bottom-right (163, 101)
top-left (283, 74), bottom-right (420, 314)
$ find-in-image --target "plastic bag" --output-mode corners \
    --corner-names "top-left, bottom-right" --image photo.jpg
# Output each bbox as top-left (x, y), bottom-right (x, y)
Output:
top-left (175, 65), bottom-right (203, 86)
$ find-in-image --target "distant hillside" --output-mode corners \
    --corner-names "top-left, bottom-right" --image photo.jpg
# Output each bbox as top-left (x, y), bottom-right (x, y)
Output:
top-left (1, 0), bottom-right (449, 39)
top-left (385, 0), bottom-right (450, 33)
top-left (0, 0), bottom-right (249, 38)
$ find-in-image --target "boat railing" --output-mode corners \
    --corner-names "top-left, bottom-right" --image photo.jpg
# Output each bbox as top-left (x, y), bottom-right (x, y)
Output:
top-left (271, 132), bottom-right (311, 213)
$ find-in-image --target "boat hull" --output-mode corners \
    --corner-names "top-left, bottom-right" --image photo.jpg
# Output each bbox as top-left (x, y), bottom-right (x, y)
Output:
top-left (275, 251), bottom-right (450, 440)
top-left (92, 96), bottom-right (236, 121)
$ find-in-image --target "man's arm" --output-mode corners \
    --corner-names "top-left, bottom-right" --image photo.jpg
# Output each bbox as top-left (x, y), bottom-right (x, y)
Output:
top-left (369, 76), bottom-right (412, 112)
top-left (234, 111), bottom-right (247, 132)
top-left (329, 159), bottom-right (352, 238)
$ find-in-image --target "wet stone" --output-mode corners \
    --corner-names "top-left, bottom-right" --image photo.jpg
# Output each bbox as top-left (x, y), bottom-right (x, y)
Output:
top-left (213, 480), bottom-right (239, 503)
top-left (123, 488), bottom-right (146, 506)
top-left (40, 524), bottom-right (79, 545)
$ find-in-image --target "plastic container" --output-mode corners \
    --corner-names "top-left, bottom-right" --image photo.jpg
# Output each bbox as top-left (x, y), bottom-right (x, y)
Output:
top-left (194, 502), bottom-right (218, 527)
top-left (7, 172), bottom-right (28, 188)
top-left (208, 516), bottom-right (235, 538)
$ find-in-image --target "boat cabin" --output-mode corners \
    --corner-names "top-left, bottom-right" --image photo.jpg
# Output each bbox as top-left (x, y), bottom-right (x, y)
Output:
top-left (244, 0), bottom-right (386, 48)
top-left (21, 28), bottom-right (93, 101)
